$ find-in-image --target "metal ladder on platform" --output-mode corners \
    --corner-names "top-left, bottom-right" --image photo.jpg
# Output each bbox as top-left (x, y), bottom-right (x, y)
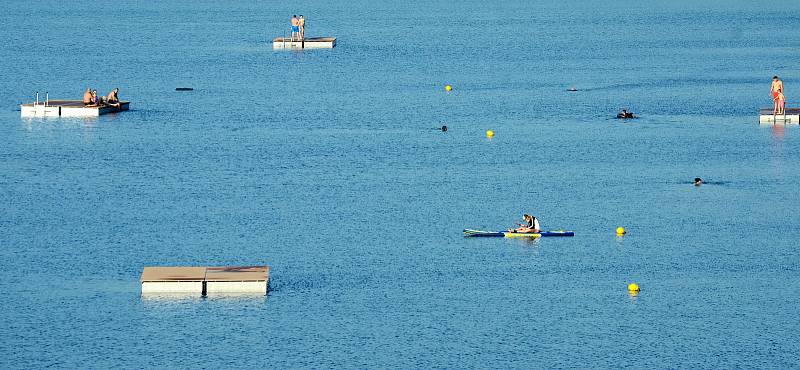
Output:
top-left (770, 101), bottom-right (795, 124)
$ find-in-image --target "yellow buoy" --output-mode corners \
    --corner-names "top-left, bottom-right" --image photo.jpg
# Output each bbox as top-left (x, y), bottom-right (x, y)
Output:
top-left (486, 130), bottom-right (494, 138)
top-left (616, 227), bottom-right (626, 235)
top-left (628, 283), bottom-right (640, 292)
top-left (445, 84), bottom-right (452, 92)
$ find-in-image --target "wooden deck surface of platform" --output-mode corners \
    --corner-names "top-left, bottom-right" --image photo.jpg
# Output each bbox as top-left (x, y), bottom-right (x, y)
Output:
top-left (759, 107), bottom-right (800, 115)
top-left (140, 267), bottom-right (206, 281)
top-left (141, 266), bottom-right (269, 282)
top-left (205, 266), bottom-right (270, 281)
top-left (273, 37), bottom-right (336, 43)
top-left (21, 100), bottom-right (130, 108)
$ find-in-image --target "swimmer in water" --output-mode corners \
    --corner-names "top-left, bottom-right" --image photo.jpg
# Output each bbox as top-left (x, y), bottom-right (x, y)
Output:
top-left (694, 177), bottom-right (703, 186)
top-left (509, 214), bottom-right (540, 233)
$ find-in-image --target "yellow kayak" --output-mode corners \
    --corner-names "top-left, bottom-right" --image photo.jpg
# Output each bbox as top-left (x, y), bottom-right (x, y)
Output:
top-left (502, 232), bottom-right (541, 238)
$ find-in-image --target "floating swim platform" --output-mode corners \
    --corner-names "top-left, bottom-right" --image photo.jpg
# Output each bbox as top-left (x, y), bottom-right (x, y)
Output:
top-left (273, 37), bottom-right (336, 49)
top-left (760, 107), bottom-right (800, 124)
top-left (140, 266), bottom-right (269, 295)
top-left (21, 100), bottom-right (130, 117)
top-left (463, 229), bottom-right (575, 238)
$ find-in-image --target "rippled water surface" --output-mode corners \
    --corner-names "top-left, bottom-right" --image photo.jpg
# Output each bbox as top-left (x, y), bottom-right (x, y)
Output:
top-left (2, 0), bottom-right (800, 368)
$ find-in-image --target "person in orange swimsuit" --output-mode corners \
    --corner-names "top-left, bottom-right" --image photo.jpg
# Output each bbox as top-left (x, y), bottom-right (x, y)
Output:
top-left (771, 76), bottom-right (784, 114)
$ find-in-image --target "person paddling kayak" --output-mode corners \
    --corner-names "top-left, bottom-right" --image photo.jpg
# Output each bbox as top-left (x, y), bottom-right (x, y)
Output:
top-left (509, 214), bottom-right (540, 233)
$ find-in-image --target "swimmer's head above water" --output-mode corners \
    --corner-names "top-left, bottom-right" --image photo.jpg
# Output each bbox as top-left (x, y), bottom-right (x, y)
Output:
top-left (694, 177), bottom-right (703, 186)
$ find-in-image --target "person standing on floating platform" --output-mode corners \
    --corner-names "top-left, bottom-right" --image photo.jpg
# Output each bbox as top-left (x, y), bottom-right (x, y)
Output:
top-left (290, 15), bottom-right (300, 42)
top-left (298, 15), bottom-right (306, 40)
top-left (771, 76), bottom-right (784, 115)
top-left (776, 91), bottom-right (786, 115)
top-left (509, 214), bottom-right (540, 233)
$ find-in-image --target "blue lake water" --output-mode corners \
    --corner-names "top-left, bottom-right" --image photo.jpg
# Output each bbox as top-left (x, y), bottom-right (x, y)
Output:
top-left (2, 0), bottom-right (800, 367)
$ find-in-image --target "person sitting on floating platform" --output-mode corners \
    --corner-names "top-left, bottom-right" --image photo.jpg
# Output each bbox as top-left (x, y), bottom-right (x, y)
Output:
top-left (87, 89), bottom-right (102, 107)
top-left (83, 88), bottom-right (93, 106)
top-left (106, 88), bottom-right (120, 107)
top-left (616, 109), bottom-right (635, 119)
top-left (94, 89), bottom-right (105, 106)
top-left (509, 214), bottom-right (540, 233)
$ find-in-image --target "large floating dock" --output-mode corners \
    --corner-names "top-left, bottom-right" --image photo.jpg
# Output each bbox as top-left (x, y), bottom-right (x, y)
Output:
top-left (141, 266), bottom-right (269, 295)
top-left (759, 107), bottom-right (799, 124)
top-left (273, 37), bottom-right (336, 49)
top-left (21, 100), bottom-right (130, 117)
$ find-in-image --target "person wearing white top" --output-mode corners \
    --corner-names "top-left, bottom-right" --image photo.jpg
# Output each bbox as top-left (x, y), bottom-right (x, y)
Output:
top-left (509, 214), bottom-right (540, 233)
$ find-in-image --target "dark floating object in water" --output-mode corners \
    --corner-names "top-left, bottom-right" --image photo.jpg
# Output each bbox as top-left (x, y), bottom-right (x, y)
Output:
top-left (175, 87), bottom-right (194, 91)
top-left (567, 86), bottom-right (578, 92)
top-left (441, 125), bottom-right (448, 132)
top-left (694, 177), bottom-right (703, 186)
top-left (616, 109), bottom-right (636, 119)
